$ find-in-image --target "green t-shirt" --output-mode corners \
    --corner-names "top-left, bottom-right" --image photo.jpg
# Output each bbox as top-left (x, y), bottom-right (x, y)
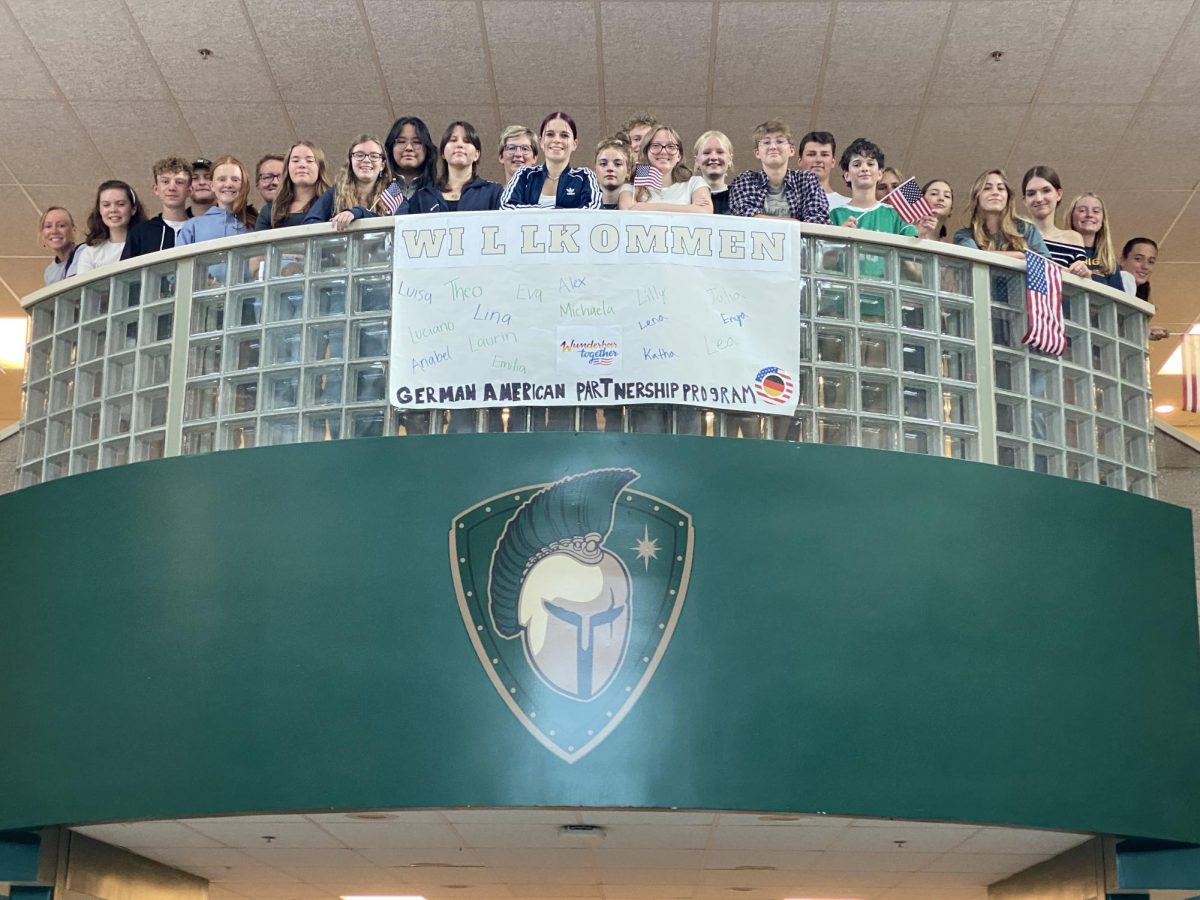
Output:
top-left (829, 202), bottom-right (919, 237)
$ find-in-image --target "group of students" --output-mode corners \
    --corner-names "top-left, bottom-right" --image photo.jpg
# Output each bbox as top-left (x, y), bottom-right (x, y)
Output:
top-left (38, 111), bottom-right (1160, 309)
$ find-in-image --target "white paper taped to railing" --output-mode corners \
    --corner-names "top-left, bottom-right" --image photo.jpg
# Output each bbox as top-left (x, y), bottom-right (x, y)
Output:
top-left (388, 211), bottom-right (802, 414)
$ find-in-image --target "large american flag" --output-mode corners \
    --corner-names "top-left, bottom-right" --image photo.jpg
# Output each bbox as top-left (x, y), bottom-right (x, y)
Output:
top-left (880, 177), bottom-right (934, 225)
top-left (633, 164), bottom-right (663, 190)
top-left (1184, 332), bottom-right (1200, 412)
top-left (1021, 251), bottom-right (1065, 356)
top-left (379, 180), bottom-right (405, 215)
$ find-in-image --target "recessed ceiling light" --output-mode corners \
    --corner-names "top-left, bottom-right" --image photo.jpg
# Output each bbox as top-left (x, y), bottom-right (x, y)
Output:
top-left (345, 812), bottom-right (397, 820)
top-left (0, 318), bottom-right (27, 369)
top-left (1155, 403), bottom-right (1176, 413)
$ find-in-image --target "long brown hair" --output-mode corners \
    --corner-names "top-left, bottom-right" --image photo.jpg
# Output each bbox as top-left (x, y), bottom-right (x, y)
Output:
top-left (966, 169), bottom-right (1027, 252)
top-left (635, 125), bottom-right (693, 202)
top-left (271, 141), bottom-right (331, 228)
top-left (333, 134), bottom-right (392, 215)
top-left (84, 180), bottom-right (146, 246)
top-left (210, 156), bottom-right (255, 228)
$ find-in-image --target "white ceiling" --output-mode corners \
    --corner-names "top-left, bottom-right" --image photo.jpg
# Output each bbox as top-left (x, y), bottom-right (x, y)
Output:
top-left (1, 0), bottom-right (1198, 429)
top-left (73, 809), bottom-right (1095, 900)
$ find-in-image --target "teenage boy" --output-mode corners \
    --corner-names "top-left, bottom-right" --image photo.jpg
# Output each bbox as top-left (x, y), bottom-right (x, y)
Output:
top-left (828, 138), bottom-right (937, 238)
top-left (497, 125), bottom-right (540, 183)
top-left (593, 137), bottom-right (632, 210)
top-left (693, 130), bottom-right (734, 214)
top-left (121, 157), bottom-right (193, 259)
top-left (797, 131), bottom-right (848, 210)
top-left (619, 114), bottom-right (658, 157)
top-left (254, 154), bottom-right (285, 206)
top-left (728, 120), bottom-right (829, 223)
top-left (188, 157), bottom-right (216, 217)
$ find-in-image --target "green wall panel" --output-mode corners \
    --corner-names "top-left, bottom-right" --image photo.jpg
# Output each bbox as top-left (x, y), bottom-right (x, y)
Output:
top-left (1, 436), bottom-right (1197, 840)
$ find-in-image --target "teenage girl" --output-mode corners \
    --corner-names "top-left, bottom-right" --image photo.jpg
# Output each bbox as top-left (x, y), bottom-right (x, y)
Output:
top-left (75, 181), bottom-right (145, 274)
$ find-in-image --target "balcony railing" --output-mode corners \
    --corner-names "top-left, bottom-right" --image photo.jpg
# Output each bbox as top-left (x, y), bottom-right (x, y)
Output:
top-left (15, 217), bottom-right (1156, 495)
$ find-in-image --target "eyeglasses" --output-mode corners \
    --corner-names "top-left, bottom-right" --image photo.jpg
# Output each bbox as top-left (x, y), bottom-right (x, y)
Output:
top-left (757, 138), bottom-right (791, 148)
top-left (646, 141), bottom-right (681, 154)
top-left (392, 138), bottom-right (421, 148)
top-left (257, 173), bottom-right (282, 184)
top-left (351, 152), bottom-right (385, 162)
top-left (503, 143), bottom-right (534, 154)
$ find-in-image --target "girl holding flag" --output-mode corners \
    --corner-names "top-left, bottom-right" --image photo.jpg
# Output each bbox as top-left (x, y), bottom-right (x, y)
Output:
top-left (305, 135), bottom-right (393, 231)
top-left (618, 125), bottom-right (712, 213)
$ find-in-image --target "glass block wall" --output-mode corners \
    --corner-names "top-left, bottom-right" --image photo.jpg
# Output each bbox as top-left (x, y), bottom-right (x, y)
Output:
top-left (16, 224), bottom-right (1156, 496)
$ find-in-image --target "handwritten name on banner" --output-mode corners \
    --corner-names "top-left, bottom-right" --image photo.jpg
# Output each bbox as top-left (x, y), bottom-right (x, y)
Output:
top-left (387, 211), bottom-right (802, 416)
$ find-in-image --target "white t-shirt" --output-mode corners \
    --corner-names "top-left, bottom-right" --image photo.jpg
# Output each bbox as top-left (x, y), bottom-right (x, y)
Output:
top-left (620, 175), bottom-right (709, 206)
top-left (536, 194), bottom-right (556, 208)
top-left (1120, 270), bottom-right (1136, 294)
top-left (73, 241), bottom-right (126, 275)
top-left (825, 190), bottom-right (850, 210)
top-left (164, 218), bottom-right (186, 234)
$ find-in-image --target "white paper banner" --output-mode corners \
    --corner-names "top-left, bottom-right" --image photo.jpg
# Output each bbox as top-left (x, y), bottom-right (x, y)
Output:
top-left (388, 211), bottom-right (802, 414)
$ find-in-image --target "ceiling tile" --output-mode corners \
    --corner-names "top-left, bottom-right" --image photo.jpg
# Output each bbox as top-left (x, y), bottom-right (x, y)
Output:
top-left (355, 845), bottom-right (487, 867)
top-left (1162, 193), bottom-right (1200, 259)
top-left (510, 885), bottom-right (603, 898)
top-left (709, 825), bottom-right (841, 851)
top-left (0, 2), bottom-right (59, 100)
top-left (604, 106), bottom-right (708, 153)
top-left (903, 104), bottom-right (1027, 201)
top-left (1094, 190), bottom-right (1189, 251)
top-left (179, 101), bottom-right (296, 172)
top-left (894, 869), bottom-right (1000, 887)
top-left (1100, 104), bottom-right (1200, 190)
top-left (593, 848), bottom-right (706, 868)
top-left (578, 811), bottom-right (715, 827)
top-left (240, 847), bottom-right (376, 868)
top-left (485, 2), bottom-right (597, 106)
top-left (949, 828), bottom-right (1088, 855)
top-left (74, 101), bottom-right (201, 187)
top-left (363, 0), bottom-right (487, 106)
top-left (1146, 7), bottom-right (1200, 103)
top-left (0, 101), bottom-right (111, 185)
top-left (1006, 103), bottom-right (1137, 189)
top-left (1046, 0), bottom-right (1191, 103)
top-left (303, 810), bottom-right (449, 823)
top-left (0, 187), bottom-right (45, 256)
top-left (6, 0), bottom-right (168, 101)
top-left (443, 808), bottom-right (582, 824)
top-left (602, 2), bottom-right (712, 106)
top-left (126, 0), bottom-right (276, 103)
top-left (879, 888), bottom-right (988, 900)
top-left (808, 850), bottom-right (939, 873)
top-left (919, 851), bottom-right (1048, 873)
top-left (818, 1), bottom-right (951, 107)
top-left (928, 1), bottom-right (1070, 105)
top-left (591, 825), bottom-right (711, 850)
top-left (244, 0), bottom-right (384, 104)
top-left (452, 822), bottom-right (566, 848)
top-left (816, 105), bottom-right (921, 174)
top-left (826, 823), bottom-right (976, 853)
top-left (186, 821), bottom-right (347, 849)
top-left (713, 3), bottom-right (831, 106)
top-left (702, 848), bottom-right (819, 871)
top-left (473, 847), bottom-right (595, 868)
top-left (318, 821), bottom-right (465, 849)
top-left (1, 258), bottom-right (49, 306)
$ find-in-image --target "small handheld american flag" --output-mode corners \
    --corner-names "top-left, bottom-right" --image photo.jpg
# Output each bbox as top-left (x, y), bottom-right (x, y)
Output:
top-left (633, 164), bottom-right (663, 190)
top-left (881, 177), bottom-right (934, 225)
top-left (379, 180), bottom-right (405, 215)
top-left (1022, 251), bottom-right (1066, 356)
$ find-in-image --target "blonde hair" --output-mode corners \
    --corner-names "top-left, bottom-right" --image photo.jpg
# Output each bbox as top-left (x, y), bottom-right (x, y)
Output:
top-left (693, 130), bottom-right (733, 171)
top-left (966, 169), bottom-right (1028, 253)
top-left (1067, 192), bottom-right (1117, 275)
top-left (210, 155), bottom-right (255, 228)
top-left (635, 125), bottom-right (693, 202)
top-left (333, 134), bottom-right (391, 216)
top-left (498, 125), bottom-right (540, 159)
top-left (751, 120), bottom-right (793, 146)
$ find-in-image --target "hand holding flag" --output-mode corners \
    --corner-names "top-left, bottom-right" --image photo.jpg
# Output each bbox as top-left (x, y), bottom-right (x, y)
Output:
top-left (633, 164), bottom-right (663, 190)
top-left (881, 177), bottom-right (935, 225)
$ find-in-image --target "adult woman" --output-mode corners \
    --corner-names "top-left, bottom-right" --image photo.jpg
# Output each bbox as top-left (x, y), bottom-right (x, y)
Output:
top-left (75, 181), bottom-right (145, 274)
top-left (1066, 192), bottom-right (1126, 291)
top-left (920, 179), bottom-right (953, 241)
top-left (617, 125), bottom-right (712, 213)
top-left (500, 112), bottom-right (601, 209)
top-left (256, 141), bottom-right (331, 230)
top-left (1120, 237), bottom-right (1157, 301)
top-left (693, 130), bottom-right (733, 214)
top-left (384, 116), bottom-right (437, 201)
top-left (1020, 166), bottom-right (1090, 277)
top-left (403, 121), bottom-right (502, 213)
top-left (953, 169), bottom-right (1049, 259)
top-left (305, 135), bottom-right (392, 231)
top-left (39, 207), bottom-right (81, 284)
top-left (177, 156), bottom-right (254, 246)
top-left (497, 125), bottom-right (540, 183)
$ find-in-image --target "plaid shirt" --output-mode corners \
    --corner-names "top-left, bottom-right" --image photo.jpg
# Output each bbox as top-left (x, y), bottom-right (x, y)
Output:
top-left (728, 169), bottom-right (830, 224)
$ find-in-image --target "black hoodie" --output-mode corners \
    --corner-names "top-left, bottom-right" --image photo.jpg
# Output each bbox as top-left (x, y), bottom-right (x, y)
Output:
top-left (120, 212), bottom-right (191, 260)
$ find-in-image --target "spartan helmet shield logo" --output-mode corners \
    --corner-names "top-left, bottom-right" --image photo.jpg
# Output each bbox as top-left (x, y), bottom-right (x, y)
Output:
top-left (450, 468), bottom-right (694, 763)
